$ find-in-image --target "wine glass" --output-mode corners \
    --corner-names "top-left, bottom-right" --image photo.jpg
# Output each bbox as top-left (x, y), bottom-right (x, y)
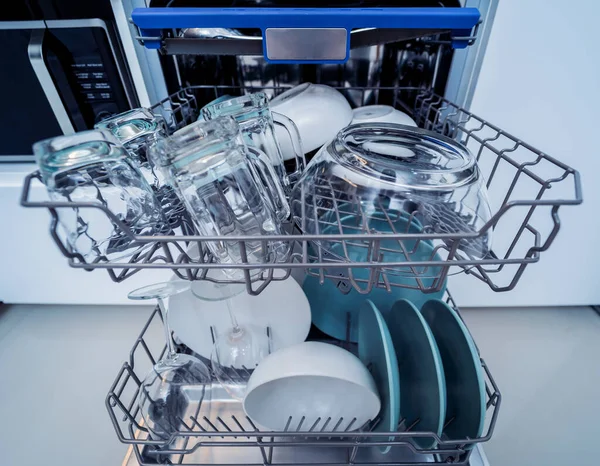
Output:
top-left (129, 281), bottom-right (212, 440)
top-left (190, 277), bottom-right (270, 401)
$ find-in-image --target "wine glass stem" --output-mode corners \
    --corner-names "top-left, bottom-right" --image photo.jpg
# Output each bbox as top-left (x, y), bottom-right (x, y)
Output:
top-left (225, 298), bottom-right (240, 332)
top-left (157, 297), bottom-right (176, 359)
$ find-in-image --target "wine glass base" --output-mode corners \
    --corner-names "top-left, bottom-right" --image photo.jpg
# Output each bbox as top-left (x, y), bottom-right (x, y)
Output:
top-left (138, 353), bottom-right (211, 440)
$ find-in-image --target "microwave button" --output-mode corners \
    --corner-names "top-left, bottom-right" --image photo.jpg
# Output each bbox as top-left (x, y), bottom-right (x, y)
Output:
top-left (93, 82), bottom-right (111, 90)
top-left (84, 92), bottom-right (113, 101)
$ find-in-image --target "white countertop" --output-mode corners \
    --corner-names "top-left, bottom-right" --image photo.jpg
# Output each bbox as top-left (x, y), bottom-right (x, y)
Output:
top-left (0, 303), bottom-right (598, 466)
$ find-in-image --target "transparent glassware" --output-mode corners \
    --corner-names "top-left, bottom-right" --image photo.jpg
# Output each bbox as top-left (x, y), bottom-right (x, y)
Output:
top-left (95, 108), bottom-right (169, 189)
top-left (200, 91), bottom-right (305, 190)
top-left (94, 109), bottom-right (185, 225)
top-left (129, 281), bottom-right (212, 441)
top-left (149, 117), bottom-right (290, 277)
top-left (191, 281), bottom-right (270, 401)
top-left (33, 129), bottom-right (170, 262)
top-left (291, 123), bottom-right (493, 266)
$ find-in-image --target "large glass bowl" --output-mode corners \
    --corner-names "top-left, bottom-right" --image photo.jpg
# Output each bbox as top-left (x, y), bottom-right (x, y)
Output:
top-left (290, 123), bottom-right (493, 275)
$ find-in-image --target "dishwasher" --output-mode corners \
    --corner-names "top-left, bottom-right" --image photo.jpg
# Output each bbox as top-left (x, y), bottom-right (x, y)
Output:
top-left (19, 1), bottom-right (582, 465)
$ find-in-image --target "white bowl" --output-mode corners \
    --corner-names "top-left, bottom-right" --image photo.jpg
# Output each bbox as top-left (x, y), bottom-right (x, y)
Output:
top-left (271, 83), bottom-right (353, 158)
top-left (243, 341), bottom-right (380, 431)
top-left (351, 105), bottom-right (417, 126)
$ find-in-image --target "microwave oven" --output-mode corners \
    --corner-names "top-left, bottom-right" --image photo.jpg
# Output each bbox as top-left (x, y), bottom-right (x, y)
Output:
top-left (0, 3), bottom-right (137, 161)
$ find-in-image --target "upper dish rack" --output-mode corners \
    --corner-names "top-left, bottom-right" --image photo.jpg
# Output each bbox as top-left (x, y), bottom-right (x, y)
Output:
top-left (20, 85), bottom-right (582, 296)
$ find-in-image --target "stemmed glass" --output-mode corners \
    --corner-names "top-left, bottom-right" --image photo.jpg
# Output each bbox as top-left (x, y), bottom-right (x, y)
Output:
top-left (192, 278), bottom-right (270, 401)
top-left (129, 281), bottom-right (212, 440)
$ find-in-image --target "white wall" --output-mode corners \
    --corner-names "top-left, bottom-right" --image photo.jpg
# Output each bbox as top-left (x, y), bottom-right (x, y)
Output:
top-left (449, 0), bottom-right (600, 307)
top-left (0, 165), bottom-right (171, 304)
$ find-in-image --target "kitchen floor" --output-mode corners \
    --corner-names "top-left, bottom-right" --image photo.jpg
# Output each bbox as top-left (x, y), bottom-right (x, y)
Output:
top-left (0, 303), bottom-right (598, 466)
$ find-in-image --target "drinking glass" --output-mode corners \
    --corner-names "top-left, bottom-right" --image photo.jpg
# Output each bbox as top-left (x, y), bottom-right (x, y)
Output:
top-left (33, 129), bottom-right (170, 262)
top-left (95, 108), bottom-right (169, 189)
top-left (200, 91), bottom-right (305, 189)
top-left (129, 281), bottom-right (212, 441)
top-left (150, 117), bottom-right (290, 277)
top-left (95, 109), bottom-right (185, 228)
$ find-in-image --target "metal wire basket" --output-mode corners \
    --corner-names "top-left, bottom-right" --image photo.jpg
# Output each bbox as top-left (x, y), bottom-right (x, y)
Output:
top-left (106, 291), bottom-right (501, 466)
top-left (20, 85), bottom-right (582, 295)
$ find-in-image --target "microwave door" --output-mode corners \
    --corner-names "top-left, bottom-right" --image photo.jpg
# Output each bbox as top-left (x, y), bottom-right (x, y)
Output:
top-left (45, 19), bottom-right (136, 130)
top-left (0, 22), bottom-right (71, 161)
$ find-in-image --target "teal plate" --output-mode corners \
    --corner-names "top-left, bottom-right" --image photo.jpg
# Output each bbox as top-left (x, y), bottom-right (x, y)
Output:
top-left (382, 299), bottom-right (446, 449)
top-left (358, 300), bottom-right (400, 455)
top-left (420, 300), bottom-right (486, 446)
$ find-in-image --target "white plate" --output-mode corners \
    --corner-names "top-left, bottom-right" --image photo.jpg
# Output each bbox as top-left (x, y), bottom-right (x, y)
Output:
top-left (351, 105), bottom-right (417, 126)
top-left (168, 277), bottom-right (311, 362)
top-left (243, 341), bottom-right (380, 431)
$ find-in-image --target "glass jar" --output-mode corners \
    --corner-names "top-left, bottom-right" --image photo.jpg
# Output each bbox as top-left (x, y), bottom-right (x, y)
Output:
top-left (34, 129), bottom-right (170, 262)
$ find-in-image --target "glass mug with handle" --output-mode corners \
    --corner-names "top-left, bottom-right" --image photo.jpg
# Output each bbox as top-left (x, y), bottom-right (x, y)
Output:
top-left (200, 92), bottom-right (305, 191)
top-left (150, 116), bottom-right (290, 276)
top-left (33, 129), bottom-right (170, 263)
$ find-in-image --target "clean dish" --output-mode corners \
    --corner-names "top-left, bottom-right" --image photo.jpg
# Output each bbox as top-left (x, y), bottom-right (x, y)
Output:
top-left (420, 299), bottom-right (486, 445)
top-left (270, 83), bottom-right (353, 157)
top-left (243, 341), bottom-right (380, 432)
top-left (169, 276), bottom-right (311, 361)
top-left (358, 300), bottom-right (399, 454)
top-left (382, 299), bottom-right (446, 449)
top-left (351, 105), bottom-right (417, 126)
top-left (291, 123), bottom-right (493, 261)
top-left (302, 209), bottom-right (447, 342)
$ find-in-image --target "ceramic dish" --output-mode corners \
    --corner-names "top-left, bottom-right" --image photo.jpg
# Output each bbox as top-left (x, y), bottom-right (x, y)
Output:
top-left (358, 300), bottom-right (400, 454)
top-left (270, 83), bottom-right (353, 158)
top-left (382, 299), bottom-right (446, 449)
top-left (243, 341), bottom-right (380, 432)
top-left (420, 299), bottom-right (486, 445)
top-left (302, 209), bottom-right (446, 342)
top-left (351, 105), bottom-right (417, 126)
top-left (168, 276), bottom-right (311, 362)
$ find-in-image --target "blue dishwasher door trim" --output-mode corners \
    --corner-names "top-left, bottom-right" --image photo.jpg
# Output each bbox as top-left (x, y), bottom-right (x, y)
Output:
top-left (132, 7), bottom-right (481, 62)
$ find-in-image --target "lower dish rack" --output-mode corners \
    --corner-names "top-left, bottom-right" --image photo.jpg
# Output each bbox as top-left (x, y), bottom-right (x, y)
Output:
top-left (106, 291), bottom-right (501, 466)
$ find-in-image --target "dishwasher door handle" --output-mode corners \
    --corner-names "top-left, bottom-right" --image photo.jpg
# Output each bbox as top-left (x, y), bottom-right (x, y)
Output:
top-left (131, 7), bottom-right (481, 63)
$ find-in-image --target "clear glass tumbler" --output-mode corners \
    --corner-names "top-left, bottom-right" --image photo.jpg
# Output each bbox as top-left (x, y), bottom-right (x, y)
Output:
top-left (150, 117), bottom-right (289, 276)
top-left (34, 129), bottom-right (170, 262)
top-left (95, 108), bottom-right (169, 190)
top-left (96, 108), bottom-right (192, 230)
top-left (200, 92), bottom-right (305, 190)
